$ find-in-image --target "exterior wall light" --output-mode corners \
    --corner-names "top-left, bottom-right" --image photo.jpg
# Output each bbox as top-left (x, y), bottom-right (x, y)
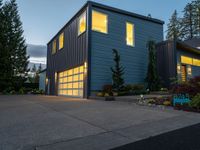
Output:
top-left (177, 64), bottom-right (181, 74)
top-left (187, 66), bottom-right (192, 75)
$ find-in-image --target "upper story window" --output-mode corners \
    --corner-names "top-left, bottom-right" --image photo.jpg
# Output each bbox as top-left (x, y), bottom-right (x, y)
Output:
top-left (52, 39), bottom-right (57, 54)
top-left (126, 22), bottom-right (135, 46)
top-left (59, 32), bottom-right (64, 50)
top-left (92, 10), bottom-right (108, 34)
top-left (78, 12), bottom-right (86, 35)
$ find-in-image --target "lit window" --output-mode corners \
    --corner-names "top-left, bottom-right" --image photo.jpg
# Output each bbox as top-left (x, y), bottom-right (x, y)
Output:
top-left (193, 59), bottom-right (200, 66)
top-left (59, 32), bottom-right (64, 50)
top-left (126, 22), bottom-right (134, 46)
top-left (92, 10), bottom-right (108, 34)
top-left (187, 66), bottom-right (192, 75)
top-left (181, 56), bottom-right (193, 65)
top-left (52, 40), bottom-right (57, 54)
top-left (78, 12), bottom-right (86, 35)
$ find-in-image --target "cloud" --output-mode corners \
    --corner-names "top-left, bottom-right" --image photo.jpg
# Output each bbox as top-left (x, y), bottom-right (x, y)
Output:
top-left (27, 44), bottom-right (47, 58)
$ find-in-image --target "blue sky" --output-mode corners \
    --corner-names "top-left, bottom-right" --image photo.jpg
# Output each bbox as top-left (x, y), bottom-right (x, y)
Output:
top-left (17, 0), bottom-right (192, 45)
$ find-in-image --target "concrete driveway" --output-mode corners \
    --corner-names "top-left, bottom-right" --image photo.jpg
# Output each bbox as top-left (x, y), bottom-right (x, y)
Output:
top-left (0, 95), bottom-right (200, 150)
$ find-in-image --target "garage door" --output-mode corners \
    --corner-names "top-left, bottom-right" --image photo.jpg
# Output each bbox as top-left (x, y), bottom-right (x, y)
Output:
top-left (58, 65), bottom-right (84, 97)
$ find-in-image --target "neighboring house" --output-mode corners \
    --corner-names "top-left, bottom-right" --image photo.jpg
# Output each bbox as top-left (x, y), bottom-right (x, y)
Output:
top-left (156, 40), bottom-right (200, 87)
top-left (46, 1), bottom-right (164, 98)
top-left (39, 69), bottom-right (46, 92)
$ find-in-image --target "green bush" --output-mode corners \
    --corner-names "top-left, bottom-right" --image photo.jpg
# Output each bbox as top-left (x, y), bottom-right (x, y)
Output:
top-left (102, 85), bottom-right (113, 96)
top-left (189, 93), bottom-right (200, 109)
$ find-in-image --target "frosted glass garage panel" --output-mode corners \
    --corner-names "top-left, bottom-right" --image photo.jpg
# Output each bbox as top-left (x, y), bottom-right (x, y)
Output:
top-left (58, 65), bottom-right (85, 97)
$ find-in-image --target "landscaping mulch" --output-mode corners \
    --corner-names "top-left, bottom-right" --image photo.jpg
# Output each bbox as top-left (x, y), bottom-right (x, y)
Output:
top-left (111, 123), bottom-right (200, 150)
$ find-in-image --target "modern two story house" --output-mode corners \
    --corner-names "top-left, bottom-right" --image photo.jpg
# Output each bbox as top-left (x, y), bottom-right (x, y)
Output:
top-left (46, 1), bottom-right (164, 98)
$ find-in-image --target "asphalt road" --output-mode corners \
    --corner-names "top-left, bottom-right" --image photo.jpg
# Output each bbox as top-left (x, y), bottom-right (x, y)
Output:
top-left (112, 123), bottom-right (200, 150)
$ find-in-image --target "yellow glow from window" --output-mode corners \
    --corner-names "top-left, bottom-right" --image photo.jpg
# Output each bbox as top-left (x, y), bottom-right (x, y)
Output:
top-left (92, 11), bottom-right (108, 33)
top-left (80, 66), bottom-right (84, 73)
top-left (78, 12), bottom-right (86, 35)
top-left (126, 22), bottom-right (134, 46)
top-left (68, 83), bottom-right (73, 88)
top-left (177, 64), bottom-right (181, 74)
top-left (74, 68), bottom-right (79, 74)
top-left (63, 78), bottom-right (67, 83)
top-left (58, 65), bottom-right (85, 97)
top-left (181, 56), bottom-right (193, 65)
top-left (79, 82), bottom-right (83, 88)
top-left (73, 90), bottom-right (79, 96)
top-left (68, 76), bottom-right (72, 82)
top-left (193, 59), bottom-right (200, 66)
top-left (68, 69), bottom-right (73, 76)
top-left (59, 32), bottom-right (64, 50)
top-left (63, 84), bottom-right (67, 88)
top-left (73, 75), bottom-right (79, 81)
top-left (80, 74), bottom-right (84, 80)
top-left (73, 82), bottom-right (79, 88)
top-left (68, 90), bottom-right (73, 96)
top-left (52, 40), bottom-right (57, 54)
top-left (187, 66), bottom-right (192, 75)
top-left (63, 71), bottom-right (67, 77)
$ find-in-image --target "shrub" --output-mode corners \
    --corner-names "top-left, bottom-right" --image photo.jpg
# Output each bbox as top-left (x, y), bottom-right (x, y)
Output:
top-left (121, 84), bottom-right (146, 95)
top-left (102, 85), bottom-right (113, 96)
top-left (96, 92), bottom-right (104, 97)
top-left (163, 101), bottom-right (171, 106)
top-left (171, 76), bottom-right (200, 98)
top-left (189, 93), bottom-right (200, 109)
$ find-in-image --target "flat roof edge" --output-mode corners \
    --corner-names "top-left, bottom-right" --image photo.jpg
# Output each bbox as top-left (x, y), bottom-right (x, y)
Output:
top-left (47, 1), bottom-right (164, 45)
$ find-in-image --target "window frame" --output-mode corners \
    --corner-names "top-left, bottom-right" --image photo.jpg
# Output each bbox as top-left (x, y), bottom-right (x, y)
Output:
top-left (126, 22), bottom-right (135, 47)
top-left (78, 11), bottom-right (87, 36)
top-left (52, 39), bottom-right (57, 54)
top-left (92, 10), bottom-right (108, 34)
top-left (59, 32), bottom-right (64, 50)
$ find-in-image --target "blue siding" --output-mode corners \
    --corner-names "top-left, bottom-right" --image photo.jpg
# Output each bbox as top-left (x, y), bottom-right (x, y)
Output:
top-left (177, 49), bottom-right (200, 79)
top-left (90, 7), bottom-right (163, 91)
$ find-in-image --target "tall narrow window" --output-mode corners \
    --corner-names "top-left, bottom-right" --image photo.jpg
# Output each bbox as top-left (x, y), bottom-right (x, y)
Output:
top-left (78, 12), bottom-right (86, 35)
top-left (126, 22), bottom-right (134, 46)
top-left (92, 10), bottom-right (108, 34)
top-left (52, 40), bottom-right (57, 54)
top-left (59, 32), bottom-right (64, 50)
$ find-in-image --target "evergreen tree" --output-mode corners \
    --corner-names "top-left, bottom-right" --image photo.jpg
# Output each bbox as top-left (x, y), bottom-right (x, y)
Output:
top-left (193, 0), bottom-right (200, 36)
top-left (2, 0), bottom-right (29, 90)
top-left (31, 64), bottom-right (36, 73)
top-left (166, 10), bottom-right (181, 40)
top-left (0, 0), bottom-right (13, 91)
top-left (38, 63), bottom-right (42, 73)
top-left (146, 41), bottom-right (160, 91)
top-left (111, 49), bottom-right (125, 92)
top-left (181, 3), bottom-right (196, 40)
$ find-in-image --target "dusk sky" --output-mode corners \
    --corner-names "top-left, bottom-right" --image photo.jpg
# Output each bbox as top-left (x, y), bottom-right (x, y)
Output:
top-left (16, 0), bottom-right (192, 65)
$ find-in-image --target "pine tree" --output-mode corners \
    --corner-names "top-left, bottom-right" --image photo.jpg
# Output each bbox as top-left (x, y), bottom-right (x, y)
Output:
top-left (2, 0), bottom-right (29, 90)
top-left (0, 0), bottom-right (13, 91)
top-left (181, 3), bottom-right (196, 40)
top-left (193, 0), bottom-right (200, 36)
top-left (111, 49), bottom-right (125, 92)
top-left (166, 10), bottom-right (181, 40)
top-left (38, 63), bottom-right (42, 73)
top-left (146, 41), bottom-right (160, 91)
top-left (31, 64), bottom-right (36, 73)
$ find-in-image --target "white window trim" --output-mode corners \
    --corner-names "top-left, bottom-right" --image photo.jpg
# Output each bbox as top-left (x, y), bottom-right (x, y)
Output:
top-left (126, 22), bottom-right (135, 47)
top-left (78, 11), bottom-right (87, 36)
